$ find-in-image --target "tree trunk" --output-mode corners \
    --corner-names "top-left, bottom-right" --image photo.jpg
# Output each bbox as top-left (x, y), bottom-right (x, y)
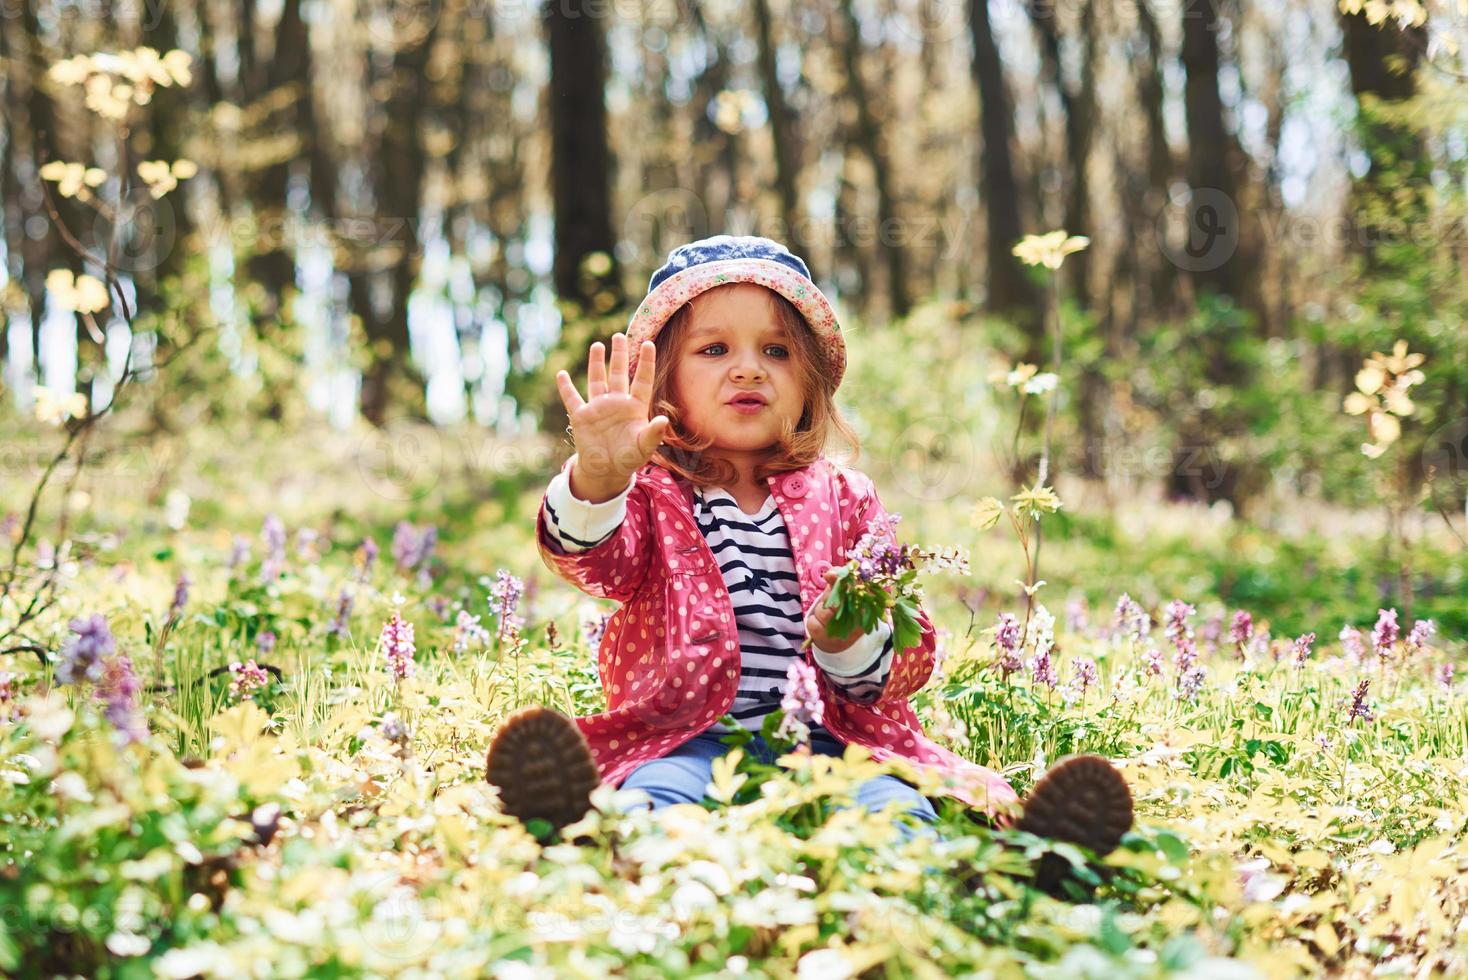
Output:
top-left (358, 23), bottom-right (439, 425)
top-left (752, 0), bottom-right (801, 243)
top-left (544, 0), bottom-right (623, 314)
top-left (244, 0), bottom-right (310, 341)
top-left (1339, 8), bottom-right (1427, 265)
top-left (838, 0), bottom-right (909, 318)
top-left (968, 0), bottom-right (1040, 345)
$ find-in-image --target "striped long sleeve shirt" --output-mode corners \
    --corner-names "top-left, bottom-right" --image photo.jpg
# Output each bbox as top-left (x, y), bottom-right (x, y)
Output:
top-left (543, 467), bottom-right (895, 734)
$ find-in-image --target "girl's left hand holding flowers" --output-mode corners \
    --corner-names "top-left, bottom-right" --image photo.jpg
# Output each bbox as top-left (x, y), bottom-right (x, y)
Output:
top-left (805, 567), bottom-right (868, 652)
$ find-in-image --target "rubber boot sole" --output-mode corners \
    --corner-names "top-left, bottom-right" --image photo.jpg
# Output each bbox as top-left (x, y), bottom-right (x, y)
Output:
top-left (1016, 754), bottom-right (1134, 900)
top-left (1018, 754), bottom-right (1133, 857)
top-left (485, 705), bottom-right (601, 835)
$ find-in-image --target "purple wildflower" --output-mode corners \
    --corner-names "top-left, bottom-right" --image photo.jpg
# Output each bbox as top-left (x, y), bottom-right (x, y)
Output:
top-left (380, 611), bottom-right (416, 680)
top-left (98, 653), bottom-right (146, 744)
top-left (295, 528), bottom-right (319, 561)
top-left (1291, 632), bottom-right (1316, 668)
top-left (1372, 609), bottom-right (1399, 661)
top-left (1250, 628), bottom-right (1273, 661)
top-left (492, 570), bottom-right (525, 644)
top-left (1063, 656), bottom-right (1098, 703)
top-left (1229, 611), bottom-right (1253, 653)
top-left (1200, 614), bottom-right (1223, 653)
top-left (328, 589), bottom-right (354, 638)
top-left (1405, 620), bottom-right (1436, 655)
top-left (256, 631), bottom-right (276, 656)
top-left (1176, 664), bottom-right (1206, 702)
top-left (428, 595), bottom-right (450, 621)
top-left (1142, 643), bottom-right (1165, 677)
top-left (260, 513), bottom-right (287, 582)
top-left (1340, 625), bottom-right (1365, 663)
top-left (581, 611), bottom-right (610, 651)
top-left (356, 538), bottom-right (379, 582)
top-left (392, 522), bottom-right (438, 585)
top-left (1065, 597), bottom-right (1090, 634)
top-left (1030, 648), bottom-right (1058, 689)
top-left (1164, 600), bottom-right (1196, 643)
top-left (55, 614), bottom-right (116, 685)
top-left (777, 659), bottom-right (824, 742)
top-left (380, 712), bottom-right (410, 744)
top-left (1174, 636), bottom-right (1197, 680)
top-left (1075, 657), bottom-right (1098, 689)
top-left (452, 609), bottom-right (490, 653)
top-left (994, 612), bottom-right (1023, 677)
top-left (227, 534), bottom-right (251, 572)
top-left (1112, 594), bottom-right (1149, 641)
top-left (228, 659), bottom-right (271, 701)
top-left (1440, 663), bottom-right (1455, 691)
top-left (169, 571), bottom-right (191, 622)
top-left (1346, 678), bottom-right (1374, 724)
top-left (851, 513), bottom-right (907, 582)
top-left (0, 670), bottom-right (15, 721)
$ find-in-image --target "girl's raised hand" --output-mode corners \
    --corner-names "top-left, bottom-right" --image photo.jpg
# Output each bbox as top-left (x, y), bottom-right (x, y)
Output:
top-left (556, 332), bottom-right (671, 503)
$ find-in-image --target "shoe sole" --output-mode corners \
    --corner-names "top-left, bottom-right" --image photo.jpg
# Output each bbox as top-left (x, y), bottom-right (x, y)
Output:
top-left (1017, 754), bottom-right (1133, 857)
top-left (485, 705), bottom-right (601, 833)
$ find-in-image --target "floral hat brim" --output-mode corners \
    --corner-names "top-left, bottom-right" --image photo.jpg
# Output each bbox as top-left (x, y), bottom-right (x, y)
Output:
top-left (625, 257), bottom-right (846, 387)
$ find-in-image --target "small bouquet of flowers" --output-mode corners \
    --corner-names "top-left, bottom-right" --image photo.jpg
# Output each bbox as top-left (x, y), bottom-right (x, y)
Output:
top-left (811, 513), bottom-right (969, 652)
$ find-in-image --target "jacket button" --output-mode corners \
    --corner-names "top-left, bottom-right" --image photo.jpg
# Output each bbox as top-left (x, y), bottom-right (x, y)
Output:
top-left (813, 559), bottom-right (833, 578)
top-left (782, 473), bottom-right (808, 498)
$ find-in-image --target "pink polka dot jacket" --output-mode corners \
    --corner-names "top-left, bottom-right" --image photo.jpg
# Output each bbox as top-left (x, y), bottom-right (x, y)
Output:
top-left (534, 453), bottom-right (1021, 817)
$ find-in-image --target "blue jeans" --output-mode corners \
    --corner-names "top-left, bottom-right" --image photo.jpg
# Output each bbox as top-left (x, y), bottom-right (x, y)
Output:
top-left (615, 726), bottom-right (940, 844)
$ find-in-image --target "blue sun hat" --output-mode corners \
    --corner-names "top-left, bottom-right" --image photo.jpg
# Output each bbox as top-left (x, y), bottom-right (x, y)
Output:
top-left (625, 235), bottom-right (846, 386)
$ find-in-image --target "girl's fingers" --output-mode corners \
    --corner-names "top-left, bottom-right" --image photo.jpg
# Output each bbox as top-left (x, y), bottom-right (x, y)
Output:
top-left (608, 332), bottom-right (628, 394)
top-left (629, 340), bottom-right (656, 406)
top-left (587, 341), bottom-right (607, 399)
top-left (555, 370), bottom-right (587, 416)
top-left (635, 415), bottom-right (669, 458)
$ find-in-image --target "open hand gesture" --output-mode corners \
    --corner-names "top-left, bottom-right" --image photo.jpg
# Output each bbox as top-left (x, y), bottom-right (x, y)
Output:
top-left (556, 332), bottom-right (671, 503)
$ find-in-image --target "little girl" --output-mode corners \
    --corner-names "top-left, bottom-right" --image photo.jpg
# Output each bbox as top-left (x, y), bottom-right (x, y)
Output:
top-left (487, 235), bottom-right (1133, 855)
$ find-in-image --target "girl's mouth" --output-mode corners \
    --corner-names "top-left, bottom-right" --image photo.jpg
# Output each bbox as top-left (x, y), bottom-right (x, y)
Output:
top-left (727, 394), bottom-right (768, 415)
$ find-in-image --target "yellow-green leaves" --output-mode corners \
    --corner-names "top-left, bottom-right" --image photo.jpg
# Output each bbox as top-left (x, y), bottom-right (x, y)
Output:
top-left (44, 269), bottom-right (110, 315)
top-left (137, 158), bottom-right (199, 199)
top-left (38, 161), bottom-right (107, 199)
top-left (33, 385), bottom-right (89, 426)
top-left (1012, 230), bottom-right (1090, 270)
top-left (49, 48), bottom-right (193, 122)
top-left (1342, 339), bottom-right (1426, 458)
top-left (970, 497), bottom-right (1005, 531)
top-left (1011, 483), bottom-right (1063, 520)
top-left (707, 749), bottom-right (748, 805)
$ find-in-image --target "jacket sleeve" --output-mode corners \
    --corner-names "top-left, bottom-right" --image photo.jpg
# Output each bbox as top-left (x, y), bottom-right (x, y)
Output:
top-left (810, 617), bottom-right (895, 704)
top-left (535, 455), bottom-right (654, 603)
top-left (836, 469), bottom-right (939, 704)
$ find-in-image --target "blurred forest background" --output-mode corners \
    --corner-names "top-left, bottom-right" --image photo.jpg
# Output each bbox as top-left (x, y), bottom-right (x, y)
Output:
top-left (1, 0), bottom-right (1466, 624)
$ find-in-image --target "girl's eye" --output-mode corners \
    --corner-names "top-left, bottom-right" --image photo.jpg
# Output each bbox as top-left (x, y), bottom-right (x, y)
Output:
top-left (698, 344), bottom-right (788, 357)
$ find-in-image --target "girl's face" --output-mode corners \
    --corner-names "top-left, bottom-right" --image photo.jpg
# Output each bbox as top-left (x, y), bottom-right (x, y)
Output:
top-left (671, 284), bottom-right (805, 467)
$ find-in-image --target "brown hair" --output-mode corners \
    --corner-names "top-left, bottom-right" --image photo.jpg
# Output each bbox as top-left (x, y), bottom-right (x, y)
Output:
top-left (646, 284), bottom-right (860, 488)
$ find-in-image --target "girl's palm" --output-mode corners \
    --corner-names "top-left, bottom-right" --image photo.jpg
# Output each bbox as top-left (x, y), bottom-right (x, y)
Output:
top-left (555, 332), bottom-right (670, 488)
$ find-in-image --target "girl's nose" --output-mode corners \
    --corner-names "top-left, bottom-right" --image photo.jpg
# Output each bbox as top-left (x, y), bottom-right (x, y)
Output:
top-left (731, 361), bottom-right (766, 382)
